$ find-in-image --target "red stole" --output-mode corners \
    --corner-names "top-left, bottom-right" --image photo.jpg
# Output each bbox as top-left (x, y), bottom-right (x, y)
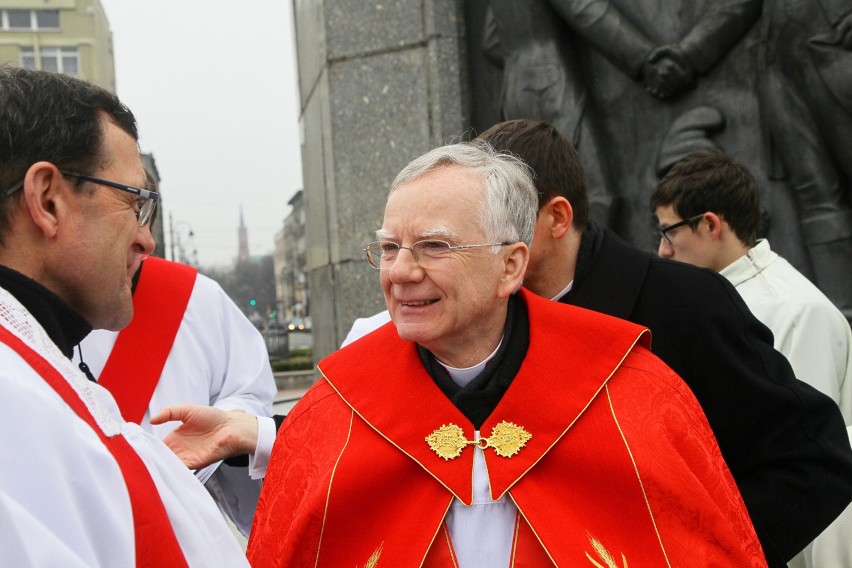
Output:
top-left (0, 325), bottom-right (188, 568)
top-left (98, 257), bottom-right (197, 424)
top-left (249, 289), bottom-right (766, 567)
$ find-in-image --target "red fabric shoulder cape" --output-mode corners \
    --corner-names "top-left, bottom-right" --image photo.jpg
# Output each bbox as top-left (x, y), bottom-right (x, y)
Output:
top-left (248, 289), bottom-right (766, 568)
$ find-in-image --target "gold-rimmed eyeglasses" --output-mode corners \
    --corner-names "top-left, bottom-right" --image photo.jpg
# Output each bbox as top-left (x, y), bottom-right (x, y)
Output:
top-left (364, 239), bottom-right (513, 269)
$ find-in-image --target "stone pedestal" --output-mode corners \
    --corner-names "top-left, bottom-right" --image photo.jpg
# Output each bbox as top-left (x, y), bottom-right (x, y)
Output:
top-left (293, 0), bottom-right (469, 360)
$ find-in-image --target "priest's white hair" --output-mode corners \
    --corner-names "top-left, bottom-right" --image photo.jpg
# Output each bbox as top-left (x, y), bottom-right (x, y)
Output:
top-left (389, 141), bottom-right (537, 247)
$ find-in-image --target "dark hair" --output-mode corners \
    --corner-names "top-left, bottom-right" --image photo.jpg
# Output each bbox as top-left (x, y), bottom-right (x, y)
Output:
top-left (0, 65), bottom-right (138, 242)
top-left (476, 119), bottom-right (590, 230)
top-left (650, 151), bottom-right (762, 246)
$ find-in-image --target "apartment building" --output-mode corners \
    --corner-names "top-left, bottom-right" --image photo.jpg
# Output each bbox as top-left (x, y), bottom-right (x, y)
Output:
top-left (273, 190), bottom-right (309, 321)
top-left (0, 1), bottom-right (170, 255)
top-left (0, 0), bottom-right (114, 89)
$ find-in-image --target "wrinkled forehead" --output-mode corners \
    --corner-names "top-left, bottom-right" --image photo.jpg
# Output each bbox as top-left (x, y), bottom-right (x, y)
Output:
top-left (380, 168), bottom-right (485, 238)
top-left (375, 225), bottom-right (461, 242)
top-left (379, 194), bottom-right (483, 244)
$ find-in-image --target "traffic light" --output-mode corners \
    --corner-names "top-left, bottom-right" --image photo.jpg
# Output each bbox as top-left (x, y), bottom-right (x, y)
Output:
top-left (249, 298), bottom-right (257, 307)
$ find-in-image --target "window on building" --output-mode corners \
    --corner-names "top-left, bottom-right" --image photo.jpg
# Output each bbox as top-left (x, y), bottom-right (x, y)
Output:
top-left (35, 10), bottom-right (59, 29)
top-left (2, 9), bottom-right (60, 31)
top-left (40, 47), bottom-right (79, 75)
top-left (20, 47), bottom-right (36, 69)
top-left (7, 10), bottom-right (30, 29)
top-left (19, 46), bottom-right (80, 76)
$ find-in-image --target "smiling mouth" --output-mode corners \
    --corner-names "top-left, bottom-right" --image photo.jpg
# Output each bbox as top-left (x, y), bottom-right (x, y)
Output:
top-left (400, 299), bottom-right (438, 307)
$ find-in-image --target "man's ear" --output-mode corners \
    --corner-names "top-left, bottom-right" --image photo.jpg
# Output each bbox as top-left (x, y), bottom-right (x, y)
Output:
top-left (540, 196), bottom-right (574, 239)
top-left (498, 242), bottom-right (529, 298)
top-left (704, 212), bottom-right (725, 240)
top-left (22, 162), bottom-right (65, 239)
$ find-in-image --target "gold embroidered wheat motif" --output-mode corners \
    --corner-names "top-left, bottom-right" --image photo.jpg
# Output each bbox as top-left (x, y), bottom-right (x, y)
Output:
top-left (585, 534), bottom-right (628, 568)
top-left (361, 542), bottom-right (382, 568)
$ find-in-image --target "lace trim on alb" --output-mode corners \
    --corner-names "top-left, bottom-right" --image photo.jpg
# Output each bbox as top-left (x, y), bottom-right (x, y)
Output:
top-left (0, 286), bottom-right (121, 435)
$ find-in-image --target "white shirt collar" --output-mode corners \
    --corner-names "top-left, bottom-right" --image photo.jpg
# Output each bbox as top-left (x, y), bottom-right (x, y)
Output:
top-left (551, 279), bottom-right (574, 302)
top-left (439, 338), bottom-right (504, 388)
top-left (719, 239), bottom-right (778, 287)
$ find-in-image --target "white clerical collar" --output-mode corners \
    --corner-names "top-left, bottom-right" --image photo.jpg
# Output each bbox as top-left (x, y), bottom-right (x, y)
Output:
top-left (551, 280), bottom-right (574, 301)
top-left (438, 338), bottom-right (504, 388)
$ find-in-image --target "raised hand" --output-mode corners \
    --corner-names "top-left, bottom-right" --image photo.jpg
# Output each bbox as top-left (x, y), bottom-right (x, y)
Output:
top-left (151, 404), bottom-right (259, 470)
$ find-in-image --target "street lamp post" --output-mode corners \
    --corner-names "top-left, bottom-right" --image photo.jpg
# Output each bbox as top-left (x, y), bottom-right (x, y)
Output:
top-left (169, 213), bottom-right (198, 266)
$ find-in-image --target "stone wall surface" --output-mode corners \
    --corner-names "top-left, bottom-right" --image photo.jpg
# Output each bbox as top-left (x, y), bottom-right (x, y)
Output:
top-left (294, 0), bottom-right (468, 361)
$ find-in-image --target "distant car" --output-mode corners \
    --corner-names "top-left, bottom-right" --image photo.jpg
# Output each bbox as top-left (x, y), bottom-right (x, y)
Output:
top-left (287, 317), bottom-right (312, 332)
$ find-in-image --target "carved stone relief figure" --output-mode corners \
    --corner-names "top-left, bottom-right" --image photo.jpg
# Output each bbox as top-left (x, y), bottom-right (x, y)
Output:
top-left (484, 0), bottom-right (621, 226)
top-left (758, 0), bottom-right (852, 320)
top-left (477, 0), bottom-right (851, 321)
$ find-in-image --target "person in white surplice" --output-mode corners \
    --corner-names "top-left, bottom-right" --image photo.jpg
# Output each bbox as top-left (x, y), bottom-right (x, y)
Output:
top-left (76, 261), bottom-right (277, 536)
top-left (651, 150), bottom-right (852, 568)
top-left (0, 65), bottom-right (249, 567)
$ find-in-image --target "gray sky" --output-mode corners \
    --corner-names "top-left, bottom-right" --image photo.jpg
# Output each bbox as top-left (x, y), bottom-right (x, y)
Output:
top-left (99, 0), bottom-right (303, 268)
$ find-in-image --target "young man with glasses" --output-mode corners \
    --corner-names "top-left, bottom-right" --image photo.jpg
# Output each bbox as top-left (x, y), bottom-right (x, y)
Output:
top-left (476, 121), bottom-right (851, 567)
top-left (652, 150), bottom-right (852, 568)
top-left (0, 65), bottom-right (249, 565)
top-left (651, 150), bottom-right (851, 416)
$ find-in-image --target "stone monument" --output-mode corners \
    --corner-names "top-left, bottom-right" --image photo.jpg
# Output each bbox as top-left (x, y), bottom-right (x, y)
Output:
top-left (292, 0), bottom-right (470, 359)
top-left (294, 0), bottom-right (852, 361)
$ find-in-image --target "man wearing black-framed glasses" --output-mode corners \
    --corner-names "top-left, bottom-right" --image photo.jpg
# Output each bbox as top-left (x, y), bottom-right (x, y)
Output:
top-left (657, 212), bottom-right (704, 246)
top-left (0, 66), bottom-right (249, 565)
top-left (652, 150), bottom-right (852, 568)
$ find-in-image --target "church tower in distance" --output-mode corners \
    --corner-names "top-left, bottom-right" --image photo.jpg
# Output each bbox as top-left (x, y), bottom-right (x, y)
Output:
top-left (238, 205), bottom-right (250, 263)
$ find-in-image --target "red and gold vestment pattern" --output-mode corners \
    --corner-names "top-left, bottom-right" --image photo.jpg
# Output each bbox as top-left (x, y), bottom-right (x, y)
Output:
top-left (248, 289), bottom-right (767, 567)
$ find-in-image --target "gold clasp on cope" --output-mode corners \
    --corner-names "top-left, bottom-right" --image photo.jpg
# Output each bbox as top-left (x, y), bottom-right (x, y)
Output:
top-left (425, 421), bottom-right (532, 460)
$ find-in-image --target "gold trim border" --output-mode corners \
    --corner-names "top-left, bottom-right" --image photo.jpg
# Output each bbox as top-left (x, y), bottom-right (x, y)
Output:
top-left (605, 384), bottom-right (672, 567)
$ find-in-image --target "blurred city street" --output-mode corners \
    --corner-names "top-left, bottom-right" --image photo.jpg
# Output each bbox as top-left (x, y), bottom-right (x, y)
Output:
top-left (287, 330), bottom-right (312, 351)
top-left (272, 370), bottom-right (314, 414)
